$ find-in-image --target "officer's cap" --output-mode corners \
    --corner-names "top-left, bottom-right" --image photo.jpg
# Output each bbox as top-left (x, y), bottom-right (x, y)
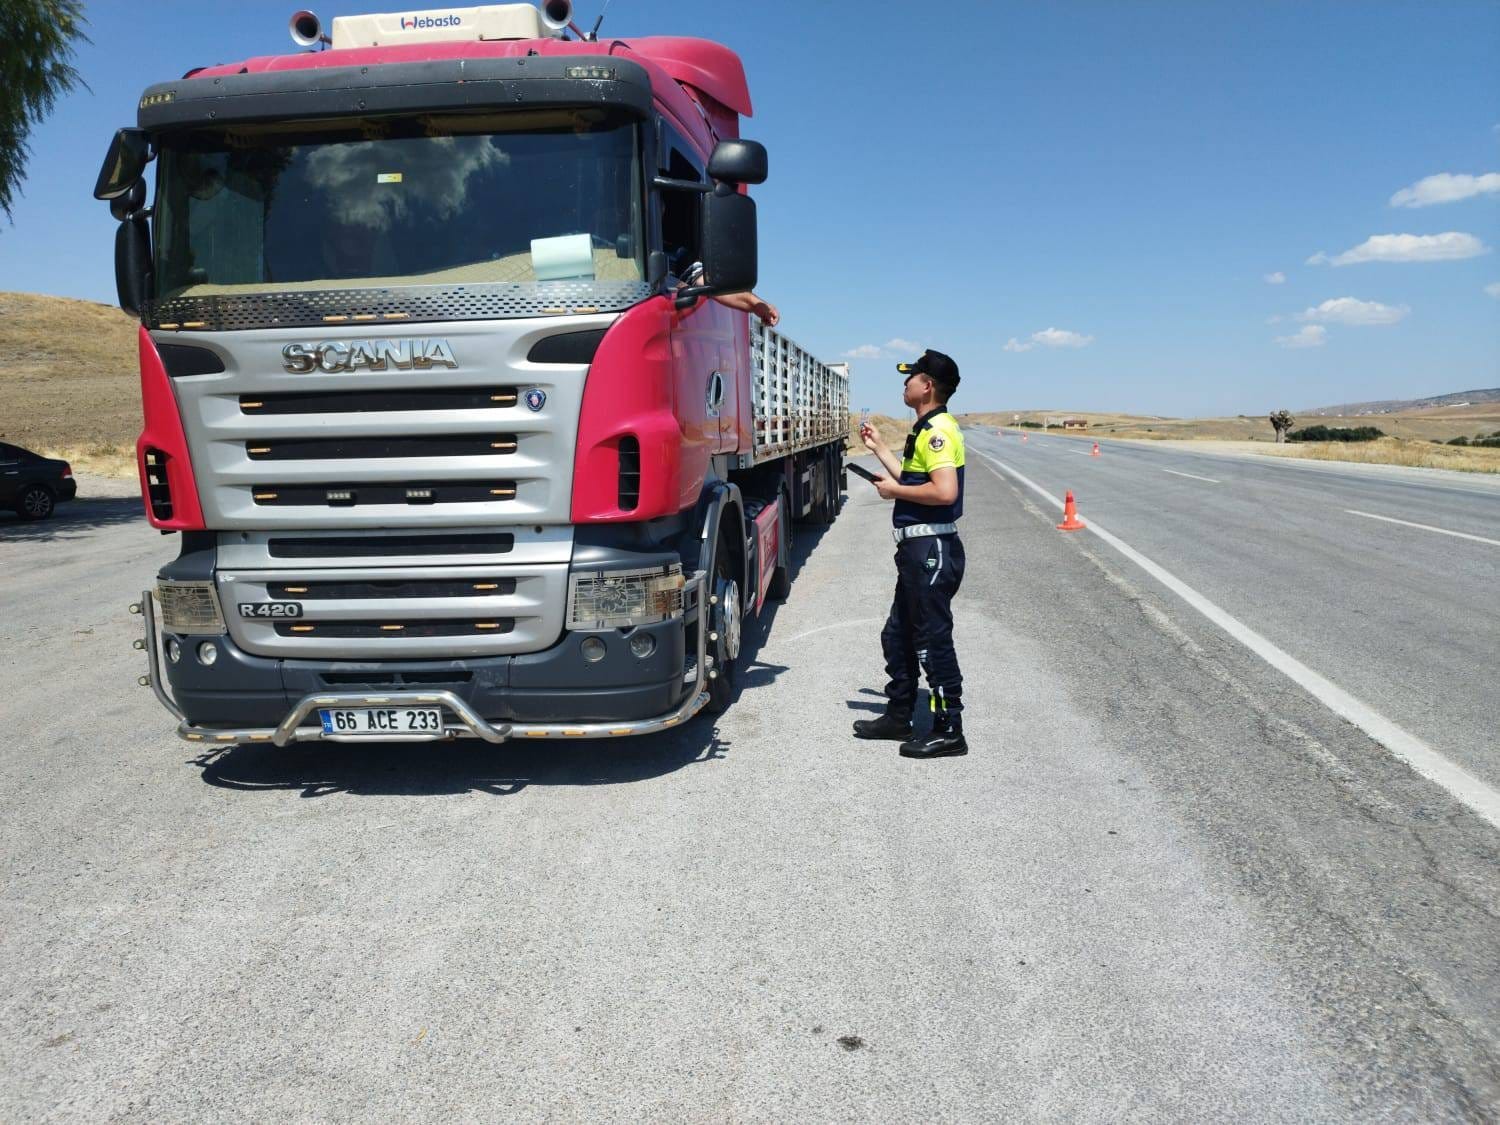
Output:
top-left (896, 349), bottom-right (960, 395)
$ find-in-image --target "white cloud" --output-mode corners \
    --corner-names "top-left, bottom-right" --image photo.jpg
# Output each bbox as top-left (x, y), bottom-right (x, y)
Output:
top-left (1485, 282), bottom-right (1500, 299)
top-left (1274, 325), bottom-right (1328, 349)
top-left (1264, 271), bottom-right (1286, 284)
top-left (842, 337), bottom-right (925, 361)
top-left (1389, 172), bottom-right (1500, 208)
top-left (1307, 232), bottom-right (1490, 266)
top-left (1004, 327), bottom-right (1094, 353)
top-left (1297, 297), bottom-right (1410, 325)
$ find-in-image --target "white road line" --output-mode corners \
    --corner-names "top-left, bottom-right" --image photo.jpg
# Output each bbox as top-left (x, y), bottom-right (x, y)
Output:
top-left (1345, 509), bottom-right (1500, 548)
top-left (976, 450), bottom-right (1500, 832)
top-left (1161, 468), bottom-right (1222, 484)
top-left (781, 618), bottom-right (884, 644)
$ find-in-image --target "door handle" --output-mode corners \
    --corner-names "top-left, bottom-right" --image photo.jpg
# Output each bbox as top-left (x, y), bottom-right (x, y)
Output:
top-left (706, 370), bottom-right (725, 418)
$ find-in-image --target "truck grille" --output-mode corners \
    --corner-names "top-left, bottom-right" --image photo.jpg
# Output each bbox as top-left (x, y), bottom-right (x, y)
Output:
top-left (274, 619), bottom-right (516, 639)
top-left (268, 578), bottom-right (516, 599)
top-left (240, 387), bottom-right (517, 415)
top-left (247, 434), bottom-right (517, 460)
top-left (161, 316), bottom-right (610, 529)
top-left (217, 526), bottom-right (571, 659)
top-left (251, 480), bottom-right (517, 507)
top-left (265, 532), bottom-right (515, 559)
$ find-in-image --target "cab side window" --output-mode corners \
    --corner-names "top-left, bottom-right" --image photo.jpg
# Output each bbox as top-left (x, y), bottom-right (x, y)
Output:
top-left (658, 125), bottom-right (705, 281)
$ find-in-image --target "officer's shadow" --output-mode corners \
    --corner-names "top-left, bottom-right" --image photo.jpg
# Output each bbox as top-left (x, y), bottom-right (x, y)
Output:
top-left (847, 688), bottom-right (890, 716)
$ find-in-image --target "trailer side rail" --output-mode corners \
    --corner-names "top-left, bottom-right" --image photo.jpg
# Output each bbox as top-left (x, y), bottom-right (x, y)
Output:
top-left (746, 321), bottom-right (850, 466)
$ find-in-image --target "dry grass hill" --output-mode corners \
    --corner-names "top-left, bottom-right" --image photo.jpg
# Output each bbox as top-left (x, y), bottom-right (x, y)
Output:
top-left (0, 292), bottom-right (140, 473)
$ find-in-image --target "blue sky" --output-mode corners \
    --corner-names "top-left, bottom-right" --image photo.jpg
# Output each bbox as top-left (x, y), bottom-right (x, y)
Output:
top-left (1, 1), bottom-right (1496, 416)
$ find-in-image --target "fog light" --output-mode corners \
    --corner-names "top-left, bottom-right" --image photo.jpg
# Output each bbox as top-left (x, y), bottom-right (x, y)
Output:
top-left (629, 633), bottom-right (656, 659)
top-left (198, 641), bottom-right (218, 666)
top-left (166, 637), bottom-right (182, 664)
top-left (581, 637), bottom-right (607, 663)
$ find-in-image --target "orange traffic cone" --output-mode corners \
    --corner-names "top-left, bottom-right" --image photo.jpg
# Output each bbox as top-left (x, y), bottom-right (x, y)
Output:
top-left (1057, 491), bottom-right (1086, 531)
top-left (1022, 433), bottom-right (1029, 442)
top-left (1091, 442), bottom-right (1100, 457)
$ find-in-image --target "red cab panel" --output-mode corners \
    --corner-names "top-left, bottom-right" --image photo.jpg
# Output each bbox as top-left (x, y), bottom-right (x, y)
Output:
top-left (136, 328), bottom-right (206, 530)
top-left (572, 298), bottom-right (706, 522)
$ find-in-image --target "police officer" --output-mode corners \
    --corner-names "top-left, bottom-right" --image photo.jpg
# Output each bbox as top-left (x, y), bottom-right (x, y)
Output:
top-left (853, 350), bottom-right (968, 758)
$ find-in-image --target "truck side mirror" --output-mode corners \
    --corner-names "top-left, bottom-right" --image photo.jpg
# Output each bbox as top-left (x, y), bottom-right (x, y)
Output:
top-left (109, 179), bottom-right (147, 221)
top-left (706, 139), bottom-right (767, 186)
top-left (115, 217), bottom-right (153, 318)
top-left (673, 185), bottom-right (756, 308)
top-left (95, 128), bottom-right (152, 200)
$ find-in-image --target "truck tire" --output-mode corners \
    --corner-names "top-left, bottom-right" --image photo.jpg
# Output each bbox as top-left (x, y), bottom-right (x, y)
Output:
top-left (807, 452), bottom-right (837, 525)
top-left (766, 490), bottom-right (791, 602)
top-left (16, 484), bottom-right (55, 521)
top-left (705, 538), bottom-right (741, 714)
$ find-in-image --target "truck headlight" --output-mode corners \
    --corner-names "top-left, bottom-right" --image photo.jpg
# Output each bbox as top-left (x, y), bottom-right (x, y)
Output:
top-left (566, 564), bottom-right (684, 630)
top-left (155, 580), bottom-right (226, 635)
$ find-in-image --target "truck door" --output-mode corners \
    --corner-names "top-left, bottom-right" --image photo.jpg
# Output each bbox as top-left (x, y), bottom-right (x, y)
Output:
top-left (659, 126), bottom-right (740, 461)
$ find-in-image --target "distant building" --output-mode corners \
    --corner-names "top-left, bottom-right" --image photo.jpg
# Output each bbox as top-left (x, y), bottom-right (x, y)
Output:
top-left (1062, 417), bottom-right (1089, 430)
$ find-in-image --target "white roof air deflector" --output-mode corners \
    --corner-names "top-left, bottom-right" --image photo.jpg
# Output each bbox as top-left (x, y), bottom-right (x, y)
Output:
top-left (331, 4), bottom-right (556, 48)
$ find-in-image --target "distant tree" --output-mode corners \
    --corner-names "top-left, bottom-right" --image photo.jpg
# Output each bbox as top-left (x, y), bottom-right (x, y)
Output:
top-left (1268, 409), bottom-right (1294, 443)
top-left (0, 0), bottom-right (89, 223)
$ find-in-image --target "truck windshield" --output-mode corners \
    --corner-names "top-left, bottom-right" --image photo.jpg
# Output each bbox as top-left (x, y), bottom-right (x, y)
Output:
top-left (153, 109), bottom-right (645, 313)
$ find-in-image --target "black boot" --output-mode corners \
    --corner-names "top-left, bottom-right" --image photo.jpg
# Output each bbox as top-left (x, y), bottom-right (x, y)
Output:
top-left (899, 719), bottom-right (968, 759)
top-left (853, 713), bottom-right (913, 741)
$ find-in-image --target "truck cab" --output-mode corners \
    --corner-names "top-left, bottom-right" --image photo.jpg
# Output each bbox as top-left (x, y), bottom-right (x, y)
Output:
top-left (100, 4), bottom-right (847, 746)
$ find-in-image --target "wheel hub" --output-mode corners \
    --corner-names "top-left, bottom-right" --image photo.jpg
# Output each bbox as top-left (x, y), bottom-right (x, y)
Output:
top-left (716, 577), bottom-right (741, 662)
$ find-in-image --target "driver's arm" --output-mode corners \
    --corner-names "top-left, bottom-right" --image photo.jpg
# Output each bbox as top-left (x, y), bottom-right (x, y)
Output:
top-left (710, 289), bottom-right (779, 326)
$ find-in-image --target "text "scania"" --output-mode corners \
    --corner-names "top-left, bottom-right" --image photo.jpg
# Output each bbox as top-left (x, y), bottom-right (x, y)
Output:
top-left (281, 339), bottom-right (459, 373)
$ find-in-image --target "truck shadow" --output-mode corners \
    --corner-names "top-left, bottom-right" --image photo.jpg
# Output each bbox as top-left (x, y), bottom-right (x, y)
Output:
top-left (0, 497), bottom-right (144, 543)
top-left (191, 726), bottom-right (733, 798)
top-left (190, 503), bottom-right (844, 798)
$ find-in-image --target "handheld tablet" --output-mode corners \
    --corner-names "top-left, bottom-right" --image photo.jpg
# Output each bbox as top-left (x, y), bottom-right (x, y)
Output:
top-left (845, 462), bottom-right (880, 484)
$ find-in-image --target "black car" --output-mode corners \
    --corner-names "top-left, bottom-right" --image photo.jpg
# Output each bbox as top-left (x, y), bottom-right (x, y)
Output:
top-left (0, 442), bottom-right (77, 520)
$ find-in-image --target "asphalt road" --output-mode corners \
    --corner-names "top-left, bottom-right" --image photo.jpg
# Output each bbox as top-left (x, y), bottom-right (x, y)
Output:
top-left (2, 462), bottom-right (1498, 1121)
top-left (972, 431), bottom-right (1500, 794)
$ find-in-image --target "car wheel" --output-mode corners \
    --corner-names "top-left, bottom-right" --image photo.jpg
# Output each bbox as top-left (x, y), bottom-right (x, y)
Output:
top-left (17, 485), bottom-right (55, 521)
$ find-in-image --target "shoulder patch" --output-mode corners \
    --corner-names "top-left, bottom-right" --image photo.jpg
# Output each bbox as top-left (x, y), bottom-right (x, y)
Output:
top-left (928, 435), bottom-right (946, 452)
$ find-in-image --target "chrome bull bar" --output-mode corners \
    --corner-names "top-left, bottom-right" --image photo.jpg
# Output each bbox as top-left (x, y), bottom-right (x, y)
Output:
top-left (133, 573), bottom-right (712, 746)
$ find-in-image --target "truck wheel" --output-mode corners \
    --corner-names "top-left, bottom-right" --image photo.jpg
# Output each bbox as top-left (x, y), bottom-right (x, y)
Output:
top-left (807, 454), bottom-right (836, 525)
top-left (16, 485), bottom-right (55, 521)
top-left (705, 541), bottom-right (741, 714)
top-left (767, 491), bottom-right (791, 602)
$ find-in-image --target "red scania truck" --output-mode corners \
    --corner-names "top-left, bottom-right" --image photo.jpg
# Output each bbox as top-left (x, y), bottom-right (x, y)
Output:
top-left (96, 2), bottom-right (848, 746)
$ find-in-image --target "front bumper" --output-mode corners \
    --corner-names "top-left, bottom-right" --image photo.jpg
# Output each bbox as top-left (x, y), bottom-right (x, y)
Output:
top-left (132, 574), bottom-right (710, 745)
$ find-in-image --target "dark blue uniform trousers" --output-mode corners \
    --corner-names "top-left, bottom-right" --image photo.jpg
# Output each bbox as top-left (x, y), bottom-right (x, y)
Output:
top-left (881, 532), bottom-right (965, 722)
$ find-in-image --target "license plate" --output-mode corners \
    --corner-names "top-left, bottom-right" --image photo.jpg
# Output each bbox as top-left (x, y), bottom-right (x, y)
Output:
top-left (318, 707), bottom-right (444, 736)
